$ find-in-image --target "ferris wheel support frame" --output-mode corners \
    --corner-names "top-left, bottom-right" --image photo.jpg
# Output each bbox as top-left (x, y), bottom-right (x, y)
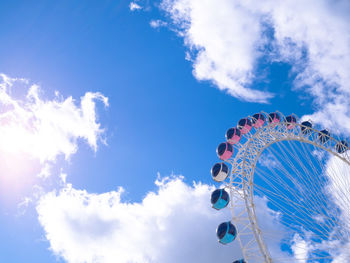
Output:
top-left (227, 112), bottom-right (350, 263)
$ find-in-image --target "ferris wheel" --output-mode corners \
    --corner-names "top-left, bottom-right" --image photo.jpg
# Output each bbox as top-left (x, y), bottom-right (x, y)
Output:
top-left (210, 112), bottom-right (350, 263)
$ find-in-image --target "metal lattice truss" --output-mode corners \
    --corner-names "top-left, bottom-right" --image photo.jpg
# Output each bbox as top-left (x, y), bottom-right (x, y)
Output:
top-left (225, 112), bottom-right (350, 263)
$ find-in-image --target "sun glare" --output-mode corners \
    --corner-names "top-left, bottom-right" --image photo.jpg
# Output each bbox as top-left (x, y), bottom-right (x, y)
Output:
top-left (0, 151), bottom-right (41, 200)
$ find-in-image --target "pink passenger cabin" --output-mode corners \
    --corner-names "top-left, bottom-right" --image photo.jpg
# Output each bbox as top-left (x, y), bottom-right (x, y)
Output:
top-left (217, 142), bottom-right (233, 161)
top-left (226, 128), bottom-right (241, 145)
top-left (285, 115), bottom-right (297, 129)
top-left (252, 113), bottom-right (266, 128)
top-left (268, 112), bottom-right (280, 126)
top-left (238, 118), bottom-right (252, 134)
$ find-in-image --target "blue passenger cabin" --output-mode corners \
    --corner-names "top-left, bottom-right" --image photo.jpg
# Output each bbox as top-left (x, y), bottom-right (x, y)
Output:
top-left (211, 189), bottom-right (230, 210)
top-left (336, 140), bottom-right (348, 154)
top-left (318, 129), bottom-right (330, 143)
top-left (217, 221), bottom-right (237, 244)
top-left (301, 121), bottom-right (312, 134)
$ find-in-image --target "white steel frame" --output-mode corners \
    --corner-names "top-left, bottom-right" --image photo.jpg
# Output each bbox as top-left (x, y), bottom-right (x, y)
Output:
top-left (225, 112), bottom-right (350, 263)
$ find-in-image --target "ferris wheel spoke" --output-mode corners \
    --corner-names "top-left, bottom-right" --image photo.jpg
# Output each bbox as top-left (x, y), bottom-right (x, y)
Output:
top-left (265, 142), bottom-right (338, 228)
top-left (262, 145), bottom-right (344, 242)
top-left (255, 189), bottom-right (339, 241)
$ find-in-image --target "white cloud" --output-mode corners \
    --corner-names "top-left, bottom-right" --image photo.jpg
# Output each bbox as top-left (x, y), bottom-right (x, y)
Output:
top-left (324, 155), bottom-right (350, 261)
top-left (129, 2), bottom-right (142, 11)
top-left (36, 175), bottom-right (292, 263)
top-left (150, 19), bottom-right (168, 29)
top-left (286, 153), bottom-right (350, 261)
top-left (159, 0), bottom-right (350, 131)
top-left (291, 234), bottom-right (309, 263)
top-left (258, 152), bottom-right (279, 168)
top-left (332, 242), bottom-right (350, 263)
top-left (0, 74), bottom-right (108, 163)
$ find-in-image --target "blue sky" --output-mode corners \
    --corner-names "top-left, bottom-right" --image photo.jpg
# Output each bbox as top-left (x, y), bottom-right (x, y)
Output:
top-left (0, 0), bottom-right (349, 262)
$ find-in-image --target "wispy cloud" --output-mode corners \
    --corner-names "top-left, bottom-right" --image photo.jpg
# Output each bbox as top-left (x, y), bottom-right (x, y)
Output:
top-left (0, 74), bottom-right (108, 199)
top-left (150, 19), bottom-right (168, 29)
top-left (159, 0), bottom-right (274, 103)
top-left (158, 0), bottom-right (350, 130)
top-left (129, 2), bottom-right (142, 11)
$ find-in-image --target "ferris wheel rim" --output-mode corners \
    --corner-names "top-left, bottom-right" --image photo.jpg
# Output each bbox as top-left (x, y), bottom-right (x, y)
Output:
top-left (227, 113), bottom-right (350, 263)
